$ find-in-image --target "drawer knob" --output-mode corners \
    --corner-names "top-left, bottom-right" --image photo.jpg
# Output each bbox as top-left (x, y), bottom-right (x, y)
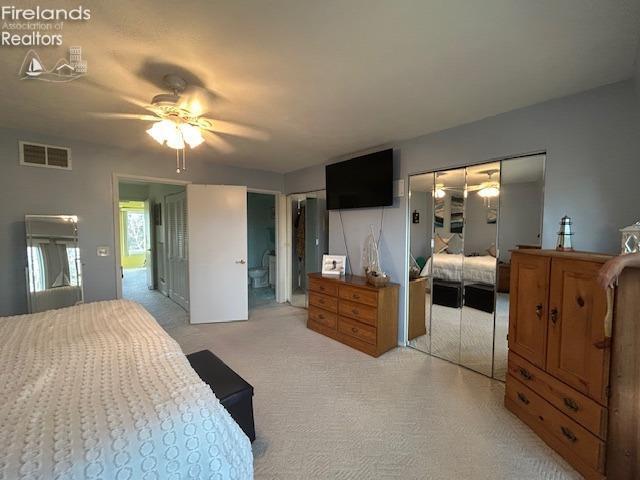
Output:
top-left (535, 304), bottom-right (543, 318)
top-left (318, 314), bottom-right (325, 320)
top-left (518, 368), bottom-right (533, 381)
top-left (517, 392), bottom-right (530, 405)
top-left (319, 299), bottom-right (325, 304)
top-left (351, 327), bottom-right (358, 333)
top-left (563, 397), bottom-right (579, 412)
top-left (353, 294), bottom-right (360, 300)
top-left (352, 309), bottom-right (359, 315)
top-left (561, 426), bottom-right (577, 443)
top-left (319, 286), bottom-right (325, 291)
top-left (550, 308), bottom-right (559, 324)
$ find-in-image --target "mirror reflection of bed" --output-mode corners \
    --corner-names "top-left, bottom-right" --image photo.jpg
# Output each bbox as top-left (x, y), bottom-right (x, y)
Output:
top-left (407, 154), bottom-right (544, 380)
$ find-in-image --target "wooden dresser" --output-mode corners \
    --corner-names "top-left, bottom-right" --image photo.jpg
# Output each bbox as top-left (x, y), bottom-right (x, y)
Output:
top-left (505, 249), bottom-right (640, 479)
top-left (307, 273), bottom-right (399, 357)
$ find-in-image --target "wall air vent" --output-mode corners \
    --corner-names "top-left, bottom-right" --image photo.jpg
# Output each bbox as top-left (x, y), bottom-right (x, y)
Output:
top-left (19, 141), bottom-right (71, 170)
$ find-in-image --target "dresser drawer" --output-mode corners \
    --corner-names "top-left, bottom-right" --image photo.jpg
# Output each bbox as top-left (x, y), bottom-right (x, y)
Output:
top-left (339, 317), bottom-right (376, 345)
top-left (508, 351), bottom-right (607, 439)
top-left (308, 306), bottom-right (337, 329)
top-left (339, 299), bottom-right (377, 326)
top-left (506, 375), bottom-right (606, 473)
top-left (338, 285), bottom-right (377, 307)
top-left (308, 278), bottom-right (338, 297)
top-left (309, 292), bottom-right (338, 313)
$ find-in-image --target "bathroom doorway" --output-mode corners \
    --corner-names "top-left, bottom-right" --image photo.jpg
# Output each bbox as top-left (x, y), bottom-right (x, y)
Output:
top-left (247, 192), bottom-right (277, 309)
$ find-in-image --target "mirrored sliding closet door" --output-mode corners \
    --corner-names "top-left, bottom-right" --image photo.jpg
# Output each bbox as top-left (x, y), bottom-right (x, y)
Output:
top-left (407, 155), bottom-right (545, 380)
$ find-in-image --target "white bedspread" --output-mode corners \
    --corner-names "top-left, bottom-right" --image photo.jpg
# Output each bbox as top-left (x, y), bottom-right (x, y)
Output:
top-left (422, 253), bottom-right (496, 284)
top-left (0, 300), bottom-right (253, 480)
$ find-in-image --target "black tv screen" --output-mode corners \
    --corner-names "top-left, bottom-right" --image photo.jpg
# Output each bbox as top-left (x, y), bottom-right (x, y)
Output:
top-left (326, 149), bottom-right (393, 210)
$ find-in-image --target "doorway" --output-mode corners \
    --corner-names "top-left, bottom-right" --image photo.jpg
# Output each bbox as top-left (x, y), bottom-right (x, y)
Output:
top-left (247, 192), bottom-right (277, 309)
top-left (117, 179), bottom-right (188, 329)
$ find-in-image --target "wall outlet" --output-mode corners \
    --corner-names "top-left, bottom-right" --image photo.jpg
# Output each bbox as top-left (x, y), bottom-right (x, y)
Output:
top-left (97, 246), bottom-right (110, 257)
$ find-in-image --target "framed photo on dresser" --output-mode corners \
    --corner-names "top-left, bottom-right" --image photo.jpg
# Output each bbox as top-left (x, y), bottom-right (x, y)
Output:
top-left (321, 254), bottom-right (346, 275)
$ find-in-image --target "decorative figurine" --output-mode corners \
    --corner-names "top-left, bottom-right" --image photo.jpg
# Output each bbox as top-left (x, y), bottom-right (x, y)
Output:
top-left (556, 215), bottom-right (574, 251)
top-left (620, 221), bottom-right (640, 254)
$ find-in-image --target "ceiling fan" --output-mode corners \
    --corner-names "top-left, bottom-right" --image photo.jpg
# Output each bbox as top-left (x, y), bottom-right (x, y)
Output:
top-left (92, 74), bottom-right (267, 173)
top-left (467, 169), bottom-right (500, 198)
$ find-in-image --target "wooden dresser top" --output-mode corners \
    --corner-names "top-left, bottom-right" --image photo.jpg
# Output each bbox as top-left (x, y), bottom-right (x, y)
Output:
top-left (512, 249), bottom-right (613, 264)
top-left (308, 272), bottom-right (400, 290)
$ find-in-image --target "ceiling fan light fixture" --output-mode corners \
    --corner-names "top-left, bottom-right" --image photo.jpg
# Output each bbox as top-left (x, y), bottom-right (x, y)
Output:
top-left (478, 185), bottom-right (500, 198)
top-left (434, 184), bottom-right (446, 198)
top-left (180, 123), bottom-right (205, 149)
top-left (165, 125), bottom-right (185, 150)
top-left (146, 120), bottom-right (168, 145)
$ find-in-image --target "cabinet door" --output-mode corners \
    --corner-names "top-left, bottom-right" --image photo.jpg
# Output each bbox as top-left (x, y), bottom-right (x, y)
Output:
top-left (547, 258), bottom-right (609, 405)
top-left (508, 253), bottom-right (551, 368)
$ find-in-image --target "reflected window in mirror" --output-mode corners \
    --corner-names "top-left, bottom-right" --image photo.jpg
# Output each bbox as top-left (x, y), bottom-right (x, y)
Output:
top-left (25, 215), bottom-right (83, 313)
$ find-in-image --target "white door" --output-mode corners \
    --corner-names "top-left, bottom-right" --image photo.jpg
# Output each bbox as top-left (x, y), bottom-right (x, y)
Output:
top-left (166, 191), bottom-right (190, 311)
top-left (143, 199), bottom-right (154, 290)
top-left (187, 184), bottom-right (248, 323)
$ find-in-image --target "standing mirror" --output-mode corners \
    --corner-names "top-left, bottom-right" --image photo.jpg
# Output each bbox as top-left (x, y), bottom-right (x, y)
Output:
top-left (429, 168), bottom-right (465, 364)
top-left (408, 172), bottom-right (435, 353)
top-left (26, 215), bottom-right (83, 313)
top-left (459, 162), bottom-right (500, 376)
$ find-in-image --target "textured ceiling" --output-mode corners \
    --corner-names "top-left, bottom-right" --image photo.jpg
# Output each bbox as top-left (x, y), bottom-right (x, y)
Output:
top-left (2, 1), bottom-right (640, 173)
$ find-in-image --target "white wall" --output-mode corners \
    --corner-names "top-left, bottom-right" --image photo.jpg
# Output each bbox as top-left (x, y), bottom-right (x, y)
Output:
top-left (284, 80), bottom-right (640, 344)
top-left (0, 127), bottom-right (284, 316)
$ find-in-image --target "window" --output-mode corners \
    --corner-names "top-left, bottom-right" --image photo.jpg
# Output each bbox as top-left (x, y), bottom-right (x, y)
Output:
top-left (125, 210), bottom-right (146, 255)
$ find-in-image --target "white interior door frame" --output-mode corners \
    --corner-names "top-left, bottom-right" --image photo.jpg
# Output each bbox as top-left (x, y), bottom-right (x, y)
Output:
top-left (247, 188), bottom-right (287, 304)
top-left (111, 173), bottom-right (191, 299)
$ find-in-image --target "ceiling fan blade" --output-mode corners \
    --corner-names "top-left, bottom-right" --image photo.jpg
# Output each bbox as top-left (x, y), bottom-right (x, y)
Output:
top-left (202, 130), bottom-right (235, 154)
top-left (89, 112), bottom-right (159, 122)
top-left (199, 118), bottom-right (269, 141)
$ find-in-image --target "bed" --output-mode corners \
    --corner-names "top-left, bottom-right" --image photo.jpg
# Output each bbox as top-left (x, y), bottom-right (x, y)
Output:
top-left (422, 253), bottom-right (497, 285)
top-left (0, 300), bottom-right (253, 479)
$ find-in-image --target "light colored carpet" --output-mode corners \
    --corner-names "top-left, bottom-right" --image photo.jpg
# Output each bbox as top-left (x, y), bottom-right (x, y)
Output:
top-left (122, 268), bottom-right (189, 330)
top-left (166, 303), bottom-right (579, 480)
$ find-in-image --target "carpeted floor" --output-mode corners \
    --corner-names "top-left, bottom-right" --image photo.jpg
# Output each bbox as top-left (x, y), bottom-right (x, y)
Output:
top-left (166, 302), bottom-right (580, 480)
top-left (122, 268), bottom-right (189, 330)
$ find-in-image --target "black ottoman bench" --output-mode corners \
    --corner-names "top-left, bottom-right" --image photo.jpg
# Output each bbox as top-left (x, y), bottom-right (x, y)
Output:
top-left (464, 283), bottom-right (495, 313)
top-left (432, 279), bottom-right (462, 308)
top-left (186, 350), bottom-right (256, 442)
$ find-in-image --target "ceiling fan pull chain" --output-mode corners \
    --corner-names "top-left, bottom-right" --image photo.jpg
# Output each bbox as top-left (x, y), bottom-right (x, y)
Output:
top-left (182, 148), bottom-right (187, 172)
top-left (176, 148), bottom-right (181, 173)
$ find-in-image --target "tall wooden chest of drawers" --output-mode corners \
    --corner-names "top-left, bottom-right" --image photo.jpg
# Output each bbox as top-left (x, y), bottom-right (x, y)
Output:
top-left (505, 249), bottom-right (640, 480)
top-left (306, 273), bottom-right (399, 357)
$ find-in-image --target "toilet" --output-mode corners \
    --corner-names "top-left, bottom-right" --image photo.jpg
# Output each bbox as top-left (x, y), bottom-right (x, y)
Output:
top-left (248, 250), bottom-right (275, 288)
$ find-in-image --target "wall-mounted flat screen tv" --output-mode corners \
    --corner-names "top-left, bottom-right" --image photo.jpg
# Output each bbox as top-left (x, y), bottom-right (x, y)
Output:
top-left (326, 149), bottom-right (393, 210)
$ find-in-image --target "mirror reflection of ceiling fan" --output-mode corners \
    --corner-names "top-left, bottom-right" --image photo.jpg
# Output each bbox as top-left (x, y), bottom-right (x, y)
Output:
top-left (91, 74), bottom-right (267, 173)
top-left (434, 169), bottom-right (500, 198)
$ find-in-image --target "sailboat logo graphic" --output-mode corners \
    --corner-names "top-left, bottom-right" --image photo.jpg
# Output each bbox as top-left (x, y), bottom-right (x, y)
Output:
top-left (25, 56), bottom-right (44, 77)
top-left (19, 48), bottom-right (87, 82)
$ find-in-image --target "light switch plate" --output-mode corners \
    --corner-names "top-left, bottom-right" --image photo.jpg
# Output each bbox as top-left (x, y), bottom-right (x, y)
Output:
top-left (97, 246), bottom-right (110, 257)
top-left (393, 179), bottom-right (405, 197)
